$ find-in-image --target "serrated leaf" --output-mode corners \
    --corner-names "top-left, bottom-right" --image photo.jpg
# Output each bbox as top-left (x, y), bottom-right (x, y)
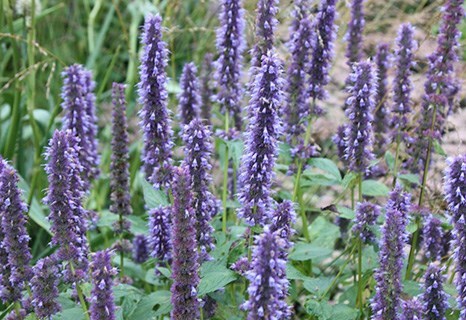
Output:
top-left (310, 217), bottom-right (339, 249)
top-left (141, 179), bottom-right (169, 209)
top-left (332, 304), bottom-right (358, 320)
top-left (341, 172), bottom-right (358, 189)
top-left (305, 299), bottom-right (332, 319)
top-left (399, 173), bottom-right (420, 186)
top-left (53, 307), bottom-right (85, 320)
top-left (337, 206), bottom-right (355, 220)
top-left (198, 267), bottom-right (237, 296)
top-left (301, 172), bottom-right (340, 187)
top-left (286, 263), bottom-right (312, 281)
top-left (303, 277), bottom-right (333, 295)
top-left (289, 243), bottom-right (333, 261)
top-left (308, 158), bottom-right (341, 181)
top-left (362, 180), bottom-right (390, 197)
top-left (127, 291), bottom-right (171, 319)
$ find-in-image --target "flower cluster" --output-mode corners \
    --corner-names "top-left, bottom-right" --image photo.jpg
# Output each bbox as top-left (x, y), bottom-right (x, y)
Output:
top-left (200, 53), bottom-right (214, 124)
top-left (31, 256), bottom-right (61, 319)
top-left (178, 63), bottom-right (201, 126)
top-left (148, 206), bottom-right (172, 263)
top-left (132, 235), bottom-right (149, 264)
top-left (421, 263), bottom-right (449, 320)
top-left (400, 298), bottom-right (422, 320)
top-left (344, 0), bottom-right (365, 65)
top-left (352, 201), bottom-right (381, 244)
top-left (422, 214), bottom-right (444, 261)
top-left (90, 250), bottom-right (118, 320)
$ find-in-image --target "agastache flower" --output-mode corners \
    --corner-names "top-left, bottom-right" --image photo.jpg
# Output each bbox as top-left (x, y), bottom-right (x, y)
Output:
top-left (352, 201), bottom-right (381, 244)
top-left (343, 61), bottom-right (376, 173)
top-left (132, 235), bottom-right (149, 264)
top-left (270, 200), bottom-right (296, 253)
top-left (242, 227), bottom-right (291, 319)
top-left (110, 83), bottom-right (132, 233)
top-left (90, 250), bottom-right (117, 320)
top-left (400, 298), bottom-right (422, 320)
top-left (421, 263), bottom-right (449, 320)
top-left (31, 256), bottom-right (61, 319)
top-left (0, 160), bottom-right (32, 302)
top-left (170, 167), bottom-right (200, 320)
top-left (237, 51), bottom-right (283, 226)
top-left (453, 216), bottom-right (466, 319)
top-left (422, 214), bottom-right (444, 261)
top-left (344, 0), bottom-right (365, 65)
top-left (138, 14), bottom-right (174, 188)
top-left (0, 161), bottom-right (10, 302)
top-left (183, 119), bottom-right (218, 262)
top-left (200, 53), bottom-right (214, 124)
top-left (148, 206), bottom-right (171, 263)
top-left (444, 154), bottom-right (466, 224)
top-left (179, 63), bottom-right (201, 126)
top-left (333, 124), bottom-right (349, 167)
top-left (61, 64), bottom-right (100, 190)
top-left (215, 0), bottom-right (246, 131)
top-left (371, 185), bottom-right (411, 320)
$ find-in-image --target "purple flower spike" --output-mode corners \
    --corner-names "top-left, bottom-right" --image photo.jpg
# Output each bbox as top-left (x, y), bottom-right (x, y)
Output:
top-left (44, 130), bottom-right (89, 283)
top-left (200, 53), bottom-right (214, 124)
top-left (242, 227), bottom-right (291, 319)
top-left (373, 43), bottom-right (391, 156)
top-left (148, 206), bottom-right (172, 263)
top-left (421, 263), bottom-right (449, 320)
top-left (0, 162), bottom-right (9, 303)
top-left (422, 214), bottom-right (444, 261)
top-left (371, 185), bottom-right (411, 320)
top-left (0, 160), bottom-right (32, 302)
top-left (132, 235), bottom-right (149, 264)
top-left (179, 63), bottom-right (201, 126)
top-left (453, 216), bottom-right (466, 319)
top-left (270, 201), bottom-right (296, 253)
top-left (170, 167), bottom-right (200, 320)
top-left (333, 124), bottom-right (349, 167)
top-left (343, 62), bottom-right (376, 174)
top-left (110, 83), bottom-right (132, 233)
top-left (444, 155), bottom-right (466, 224)
top-left (238, 51), bottom-right (283, 226)
top-left (90, 250), bottom-right (117, 320)
top-left (400, 298), bottom-right (422, 320)
top-left (215, 0), bottom-right (246, 131)
top-left (308, 0), bottom-right (338, 116)
top-left (344, 0), bottom-right (365, 65)
top-left (138, 14), bottom-right (174, 188)
top-left (61, 64), bottom-right (100, 191)
top-left (31, 256), bottom-right (61, 319)
top-left (183, 119), bottom-right (219, 262)
top-left (352, 201), bottom-right (381, 244)
top-left (391, 24), bottom-right (416, 145)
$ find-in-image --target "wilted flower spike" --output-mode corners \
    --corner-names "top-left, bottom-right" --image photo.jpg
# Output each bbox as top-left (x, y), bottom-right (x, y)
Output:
top-left (0, 160), bottom-right (32, 302)
top-left (31, 256), bottom-right (61, 319)
top-left (344, 0), bottom-right (365, 64)
top-left (400, 298), bottom-right (422, 320)
top-left (422, 214), bottom-right (444, 261)
top-left (421, 263), bottom-right (449, 320)
top-left (238, 51), bottom-right (284, 226)
top-left (110, 83), bottom-right (132, 233)
top-left (343, 62), bottom-right (376, 173)
top-left (242, 227), bottom-right (291, 319)
top-left (148, 206), bottom-right (172, 263)
top-left (200, 53), bottom-right (215, 124)
top-left (183, 119), bottom-right (219, 262)
top-left (138, 14), bottom-right (174, 188)
top-left (90, 250), bottom-right (117, 320)
top-left (371, 185), bottom-right (411, 320)
top-left (352, 201), bottom-right (381, 244)
top-left (179, 63), bottom-right (201, 126)
top-left (132, 235), bottom-right (149, 264)
top-left (444, 155), bottom-right (466, 224)
top-left (215, 0), bottom-right (246, 131)
top-left (170, 167), bottom-right (200, 320)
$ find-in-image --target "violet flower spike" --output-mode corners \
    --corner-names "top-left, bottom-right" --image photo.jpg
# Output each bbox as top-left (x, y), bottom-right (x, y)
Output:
top-left (343, 61), bottom-right (376, 174)
top-left (237, 51), bottom-right (284, 226)
top-left (270, 200), bottom-right (296, 253)
top-left (110, 83), bottom-right (132, 233)
top-left (444, 154), bottom-right (466, 224)
top-left (182, 119), bottom-right (219, 262)
top-left (132, 235), bottom-right (149, 264)
top-left (0, 160), bottom-right (10, 303)
top-left (90, 250), bottom-right (118, 320)
top-left (170, 167), bottom-right (200, 320)
top-left (242, 226), bottom-right (291, 319)
top-left (453, 215), bottom-right (466, 319)
top-left (148, 206), bottom-right (172, 264)
top-left (400, 298), bottom-right (422, 320)
top-left (178, 62), bottom-right (201, 126)
top-left (215, 0), bottom-right (246, 131)
top-left (371, 184), bottom-right (411, 320)
top-left (0, 160), bottom-right (32, 302)
top-left (138, 14), bottom-right (174, 188)
top-left (352, 201), bottom-right (381, 244)
top-left (344, 0), bottom-right (365, 65)
top-left (422, 214), bottom-right (444, 261)
top-left (421, 263), bottom-right (449, 320)
top-left (31, 256), bottom-right (61, 319)
top-left (200, 53), bottom-right (214, 124)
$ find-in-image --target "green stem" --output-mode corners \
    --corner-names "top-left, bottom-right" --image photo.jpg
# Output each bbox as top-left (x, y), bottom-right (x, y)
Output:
top-left (297, 187), bottom-right (310, 241)
top-left (392, 135), bottom-right (401, 187)
top-left (88, 0), bottom-right (103, 53)
top-left (357, 240), bottom-right (364, 316)
top-left (69, 263), bottom-right (90, 320)
top-left (222, 112), bottom-right (230, 233)
top-left (119, 215), bottom-right (125, 279)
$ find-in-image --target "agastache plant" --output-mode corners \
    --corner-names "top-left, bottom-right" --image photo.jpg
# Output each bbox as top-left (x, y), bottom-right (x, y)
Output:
top-left (183, 119), bottom-right (218, 262)
top-left (215, 0), bottom-right (246, 131)
top-left (148, 206), bottom-right (171, 264)
top-left (110, 83), bottom-right (132, 233)
top-left (237, 51), bottom-right (283, 226)
top-left (178, 63), bottom-right (201, 126)
top-left (132, 235), bottom-right (149, 264)
top-left (0, 159), bottom-right (32, 302)
top-left (170, 167), bottom-right (200, 320)
top-left (200, 53), bottom-right (214, 124)
top-left (138, 14), bottom-right (174, 188)
top-left (400, 298), bottom-right (422, 320)
top-left (421, 263), bottom-right (449, 320)
top-left (453, 215), bottom-right (466, 319)
top-left (344, 0), bottom-right (365, 65)
top-left (90, 250), bottom-right (117, 320)
top-left (270, 200), bottom-right (296, 252)
top-left (0, 160), bottom-right (9, 302)
top-left (422, 214), bottom-right (444, 261)
top-left (352, 201), bottom-right (381, 244)
top-left (371, 185), bottom-right (411, 320)
top-left (31, 256), bottom-right (61, 319)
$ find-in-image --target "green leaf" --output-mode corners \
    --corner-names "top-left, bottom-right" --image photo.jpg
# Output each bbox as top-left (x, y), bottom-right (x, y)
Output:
top-left (301, 172), bottom-right (340, 187)
top-left (310, 217), bottom-right (340, 249)
top-left (18, 175), bottom-right (51, 234)
top-left (305, 299), bottom-right (332, 319)
top-left (227, 139), bottom-right (244, 169)
top-left (403, 280), bottom-right (422, 297)
top-left (337, 206), bottom-right (355, 220)
top-left (127, 291), bottom-right (172, 319)
top-left (341, 172), bottom-right (358, 190)
top-left (433, 140), bottom-right (447, 157)
top-left (308, 158), bottom-right (341, 181)
top-left (286, 263), bottom-right (312, 281)
top-left (198, 266), bottom-right (237, 296)
top-left (289, 243), bottom-right (333, 261)
top-left (279, 142), bottom-right (292, 163)
top-left (156, 267), bottom-right (172, 279)
top-left (399, 173), bottom-right (420, 186)
top-left (303, 277), bottom-right (333, 296)
top-left (384, 151), bottom-right (395, 172)
top-left (53, 308), bottom-right (86, 320)
top-left (141, 179), bottom-right (169, 209)
top-left (332, 304), bottom-right (358, 320)
top-left (361, 180), bottom-right (390, 197)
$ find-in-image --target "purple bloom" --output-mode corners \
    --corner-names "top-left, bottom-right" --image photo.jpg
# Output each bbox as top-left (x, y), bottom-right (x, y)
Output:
top-left (200, 53), bottom-right (214, 124)
top-left (0, 161), bottom-right (10, 302)
top-left (371, 185), bottom-right (411, 320)
top-left (170, 167), bottom-right (200, 320)
top-left (270, 201), bottom-right (296, 252)
top-left (44, 130), bottom-right (89, 283)
top-left (453, 215), bottom-right (466, 318)
top-left (231, 257), bottom-right (250, 276)
top-left (0, 160), bottom-right (32, 302)
top-left (290, 0), bottom-right (311, 33)
top-left (183, 119), bottom-right (218, 262)
top-left (444, 155), bottom-right (466, 224)
top-left (242, 227), bottom-right (291, 319)
top-left (90, 250), bottom-right (117, 320)
top-left (343, 62), bottom-right (376, 173)
top-left (148, 206), bottom-right (171, 263)
top-left (110, 83), bottom-right (132, 233)
top-left (344, 0), bottom-right (365, 65)
top-left (333, 124), bottom-right (349, 167)
top-left (391, 24), bottom-right (416, 145)
top-left (179, 63), bottom-right (201, 126)
top-left (132, 235), bottom-right (149, 264)
top-left (61, 64), bottom-right (99, 191)
top-left (31, 256), bottom-right (61, 319)
top-left (373, 43), bottom-right (391, 156)
top-left (421, 263), bottom-right (449, 320)
top-left (422, 214), bottom-right (444, 261)
top-left (138, 14), bottom-right (174, 188)
top-left (352, 201), bottom-right (381, 244)
top-left (237, 51), bottom-right (283, 226)
top-left (400, 298), bottom-right (422, 320)
top-left (215, 0), bottom-right (246, 131)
